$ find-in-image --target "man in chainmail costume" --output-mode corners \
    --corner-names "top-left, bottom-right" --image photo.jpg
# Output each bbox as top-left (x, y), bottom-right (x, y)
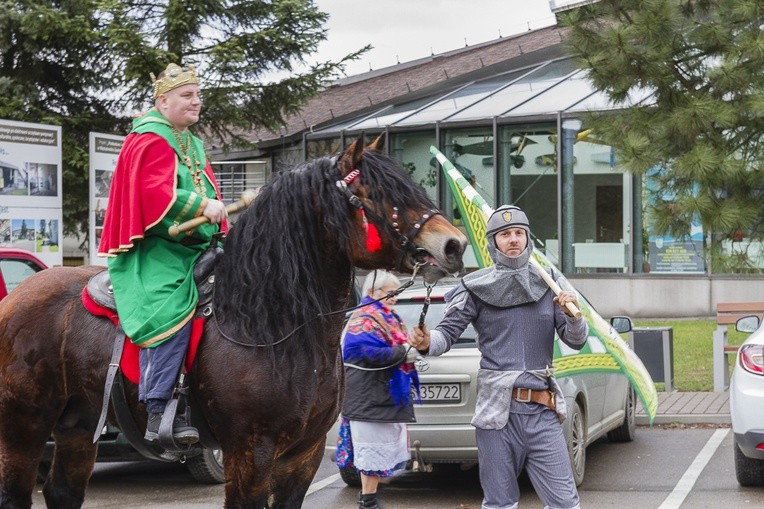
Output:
top-left (410, 205), bottom-right (587, 509)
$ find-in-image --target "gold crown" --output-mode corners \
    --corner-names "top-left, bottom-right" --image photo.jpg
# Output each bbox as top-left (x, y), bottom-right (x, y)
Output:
top-left (150, 63), bottom-right (199, 99)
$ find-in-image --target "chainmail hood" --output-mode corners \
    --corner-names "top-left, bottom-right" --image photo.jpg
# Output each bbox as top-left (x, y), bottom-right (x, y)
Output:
top-left (462, 205), bottom-right (548, 307)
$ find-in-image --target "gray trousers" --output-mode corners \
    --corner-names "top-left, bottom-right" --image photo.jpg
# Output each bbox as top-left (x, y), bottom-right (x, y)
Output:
top-left (476, 410), bottom-right (580, 509)
top-left (138, 321), bottom-right (192, 413)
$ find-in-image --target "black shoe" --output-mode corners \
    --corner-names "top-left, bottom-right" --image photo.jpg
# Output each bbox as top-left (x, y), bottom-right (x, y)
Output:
top-left (144, 413), bottom-right (162, 442)
top-left (172, 412), bottom-right (200, 445)
top-left (144, 412), bottom-right (200, 445)
top-left (358, 492), bottom-right (381, 509)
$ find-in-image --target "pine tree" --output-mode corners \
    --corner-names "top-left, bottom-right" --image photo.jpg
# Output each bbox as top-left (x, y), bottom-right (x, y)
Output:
top-left (560, 0), bottom-right (764, 272)
top-left (0, 0), bottom-right (366, 238)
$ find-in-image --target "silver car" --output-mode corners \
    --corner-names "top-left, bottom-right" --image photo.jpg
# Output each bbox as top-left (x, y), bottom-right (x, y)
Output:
top-left (327, 279), bottom-right (636, 487)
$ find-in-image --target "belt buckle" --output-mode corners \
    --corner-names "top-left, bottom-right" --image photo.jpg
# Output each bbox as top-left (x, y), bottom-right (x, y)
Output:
top-left (515, 387), bottom-right (532, 403)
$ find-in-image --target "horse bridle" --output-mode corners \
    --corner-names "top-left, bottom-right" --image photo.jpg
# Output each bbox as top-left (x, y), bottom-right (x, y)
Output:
top-left (213, 163), bottom-right (441, 348)
top-left (335, 167), bottom-right (441, 271)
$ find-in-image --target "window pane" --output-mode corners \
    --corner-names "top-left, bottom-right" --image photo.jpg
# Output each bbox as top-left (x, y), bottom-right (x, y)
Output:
top-left (450, 59), bottom-right (578, 122)
top-left (211, 162), bottom-right (268, 204)
top-left (506, 70), bottom-right (593, 116)
top-left (0, 259), bottom-right (40, 293)
top-left (396, 75), bottom-right (511, 127)
top-left (497, 124), bottom-right (559, 262)
top-left (390, 132), bottom-right (438, 203)
top-left (570, 131), bottom-right (630, 273)
top-left (443, 128), bottom-right (496, 209)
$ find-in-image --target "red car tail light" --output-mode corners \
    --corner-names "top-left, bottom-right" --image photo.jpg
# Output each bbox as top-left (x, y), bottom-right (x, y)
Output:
top-left (739, 344), bottom-right (764, 375)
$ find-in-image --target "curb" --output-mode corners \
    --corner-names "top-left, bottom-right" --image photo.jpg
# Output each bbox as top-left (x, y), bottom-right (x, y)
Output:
top-left (636, 414), bottom-right (731, 426)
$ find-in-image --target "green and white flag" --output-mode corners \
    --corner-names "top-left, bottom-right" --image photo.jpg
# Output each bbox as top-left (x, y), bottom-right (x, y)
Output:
top-left (431, 145), bottom-right (658, 424)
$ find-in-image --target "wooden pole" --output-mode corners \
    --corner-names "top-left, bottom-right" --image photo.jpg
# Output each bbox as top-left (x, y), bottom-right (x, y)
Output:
top-left (168, 189), bottom-right (259, 237)
top-left (529, 257), bottom-right (581, 318)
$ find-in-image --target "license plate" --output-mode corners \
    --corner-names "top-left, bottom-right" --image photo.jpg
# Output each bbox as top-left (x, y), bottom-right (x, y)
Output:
top-left (413, 383), bottom-right (461, 403)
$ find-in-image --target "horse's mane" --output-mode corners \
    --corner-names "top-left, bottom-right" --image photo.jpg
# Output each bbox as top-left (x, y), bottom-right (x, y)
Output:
top-left (213, 150), bottom-right (434, 355)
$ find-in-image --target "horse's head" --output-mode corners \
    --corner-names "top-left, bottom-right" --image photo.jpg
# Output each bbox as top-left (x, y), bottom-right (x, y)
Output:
top-left (335, 134), bottom-right (467, 282)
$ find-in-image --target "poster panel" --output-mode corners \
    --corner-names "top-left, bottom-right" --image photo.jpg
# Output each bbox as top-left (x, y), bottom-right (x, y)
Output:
top-left (0, 119), bottom-right (63, 267)
top-left (89, 133), bottom-right (124, 265)
top-left (644, 166), bottom-right (705, 273)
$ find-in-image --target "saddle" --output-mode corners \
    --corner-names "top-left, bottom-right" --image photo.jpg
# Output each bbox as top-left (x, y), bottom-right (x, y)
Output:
top-left (85, 246), bottom-right (223, 458)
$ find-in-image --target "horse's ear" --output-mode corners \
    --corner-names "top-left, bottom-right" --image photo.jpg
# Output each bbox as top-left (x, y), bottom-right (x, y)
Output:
top-left (337, 134), bottom-right (365, 176)
top-left (367, 133), bottom-right (386, 152)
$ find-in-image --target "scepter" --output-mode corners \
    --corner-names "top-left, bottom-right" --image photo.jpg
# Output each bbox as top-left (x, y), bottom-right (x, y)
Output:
top-left (168, 189), bottom-right (259, 237)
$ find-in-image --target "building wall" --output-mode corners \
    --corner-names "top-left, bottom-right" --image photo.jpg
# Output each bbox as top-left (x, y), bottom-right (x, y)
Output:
top-left (568, 275), bottom-right (764, 318)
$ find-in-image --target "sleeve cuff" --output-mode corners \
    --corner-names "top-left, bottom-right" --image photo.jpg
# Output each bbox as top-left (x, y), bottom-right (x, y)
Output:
top-left (427, 329), bottom-right (448, 356)
top-left (566, 315), bottom-right (588, 346)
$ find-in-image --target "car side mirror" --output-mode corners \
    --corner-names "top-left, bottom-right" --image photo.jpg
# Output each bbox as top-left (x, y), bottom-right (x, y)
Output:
top-left (610, 316), bottom-right (632, 334)
top-left (736, 316), bottom-right (760, 333)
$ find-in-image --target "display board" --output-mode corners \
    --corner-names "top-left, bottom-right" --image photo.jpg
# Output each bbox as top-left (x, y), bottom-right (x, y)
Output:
top-left (89, 132), bottom-right (124, 265)
top-left (0, 119), bottom-right (64, 267)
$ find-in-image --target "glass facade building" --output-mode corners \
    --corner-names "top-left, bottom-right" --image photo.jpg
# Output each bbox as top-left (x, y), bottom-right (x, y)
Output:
top-left (298, 57), bottom-right (664, 274)
top-left (247, 53), bottom-right (762, 279)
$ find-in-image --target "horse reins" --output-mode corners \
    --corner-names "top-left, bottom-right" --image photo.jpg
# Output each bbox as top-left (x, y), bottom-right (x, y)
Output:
top-left (213, 259), bottom-right (431, 348)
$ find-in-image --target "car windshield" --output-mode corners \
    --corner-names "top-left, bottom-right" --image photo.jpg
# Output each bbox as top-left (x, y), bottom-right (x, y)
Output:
top-left (395, 300), bottom-right (477, 347)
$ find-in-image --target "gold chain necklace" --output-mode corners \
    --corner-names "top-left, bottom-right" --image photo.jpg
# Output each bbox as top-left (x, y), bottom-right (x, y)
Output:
top-left (170, 126), bottom-right (206, 194)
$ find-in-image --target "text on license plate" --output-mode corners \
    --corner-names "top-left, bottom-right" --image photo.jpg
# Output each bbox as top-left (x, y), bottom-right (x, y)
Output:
top-left (413, 383), bottom-right (461, 403)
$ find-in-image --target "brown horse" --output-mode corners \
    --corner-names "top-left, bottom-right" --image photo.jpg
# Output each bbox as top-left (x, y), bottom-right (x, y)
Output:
top-left (0, 135), bottom-right (466, 508)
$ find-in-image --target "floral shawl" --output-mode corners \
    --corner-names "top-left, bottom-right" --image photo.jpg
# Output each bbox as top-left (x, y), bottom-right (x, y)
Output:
top-left (343, 297), bottom-right (420, 407)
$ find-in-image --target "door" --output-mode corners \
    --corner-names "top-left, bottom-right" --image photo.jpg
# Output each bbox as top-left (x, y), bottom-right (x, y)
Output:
top-left (596, 186), bottom-right (623, 242)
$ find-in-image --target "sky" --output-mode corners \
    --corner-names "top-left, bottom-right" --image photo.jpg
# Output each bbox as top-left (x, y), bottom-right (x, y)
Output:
top-left (311, 0), bottom-right (557, 78)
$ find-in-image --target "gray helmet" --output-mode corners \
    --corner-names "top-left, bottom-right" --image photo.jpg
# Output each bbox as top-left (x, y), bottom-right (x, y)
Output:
top-left (486, 205), bottom-right (530, 237)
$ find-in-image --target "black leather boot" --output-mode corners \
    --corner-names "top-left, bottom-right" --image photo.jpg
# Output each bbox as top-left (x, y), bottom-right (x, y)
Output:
top-left (358, 492), bottom-right (382, 509)
top-left (144, 412), bottom-right (162, 442)
top-left (171, 410), bottom-right (199, 445)
top-left (144, 411), bottom-right (199, 445)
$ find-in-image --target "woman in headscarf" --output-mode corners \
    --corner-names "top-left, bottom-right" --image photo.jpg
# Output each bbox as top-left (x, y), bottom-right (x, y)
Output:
top-left (337, 270), bottom-right (419, 509)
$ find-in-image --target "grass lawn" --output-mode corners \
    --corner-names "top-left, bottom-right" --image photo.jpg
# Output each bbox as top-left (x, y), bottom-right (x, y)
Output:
top-left (633, 318), bottom-right (750, 392)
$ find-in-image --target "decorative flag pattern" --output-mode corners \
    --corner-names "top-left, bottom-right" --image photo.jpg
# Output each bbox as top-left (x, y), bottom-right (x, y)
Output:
top-left (430, 145), bottom-right (658, 424)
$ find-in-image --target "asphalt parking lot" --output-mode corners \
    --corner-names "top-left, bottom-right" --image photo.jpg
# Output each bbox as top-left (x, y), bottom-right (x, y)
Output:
top-left (32, 424), bottom-right (764, 508)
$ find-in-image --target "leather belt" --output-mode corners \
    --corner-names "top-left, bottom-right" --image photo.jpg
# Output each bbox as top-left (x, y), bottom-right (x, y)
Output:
top-left (512, 387), bottom-right (556, 411)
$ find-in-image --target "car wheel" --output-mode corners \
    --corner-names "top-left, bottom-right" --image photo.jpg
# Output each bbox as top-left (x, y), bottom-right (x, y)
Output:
top-left (734, 440), bottom-right (764, 487)
top-left (607, 387), bottom-right (636, 443)
top-left (186, 448), bottom-right (225, 484)
top-left (338, 464), bottom-right (361, 487)
top-left (566, 400), bottom-right (586, 486)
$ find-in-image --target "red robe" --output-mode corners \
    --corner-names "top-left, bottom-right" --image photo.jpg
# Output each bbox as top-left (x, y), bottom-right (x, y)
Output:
top-left (98, 132), bottom-right (228, 256)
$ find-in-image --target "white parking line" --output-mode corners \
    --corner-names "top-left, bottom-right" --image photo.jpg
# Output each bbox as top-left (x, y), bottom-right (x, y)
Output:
top-left (306, 473), bottom-right (341, 495)
top-left (658, 428), bottom-right (730, 509)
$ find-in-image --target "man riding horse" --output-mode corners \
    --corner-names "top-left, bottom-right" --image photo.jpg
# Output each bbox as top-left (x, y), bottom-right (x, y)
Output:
top-left (97, 63), bottom-right (228, 445)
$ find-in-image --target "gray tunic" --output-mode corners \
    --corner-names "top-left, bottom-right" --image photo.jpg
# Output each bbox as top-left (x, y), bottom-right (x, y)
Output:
top-left (428, 282), bottom-right (588, 429)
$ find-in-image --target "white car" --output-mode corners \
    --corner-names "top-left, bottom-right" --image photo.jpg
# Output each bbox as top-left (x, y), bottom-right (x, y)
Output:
top-left (327, 279), bottom-right (637, 487)
top-left (730, 316), bottom-right (764, 486)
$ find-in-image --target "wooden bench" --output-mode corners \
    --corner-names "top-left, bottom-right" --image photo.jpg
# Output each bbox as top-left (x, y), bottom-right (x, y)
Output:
top-left (713, 302), bottom-right (764, 392)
